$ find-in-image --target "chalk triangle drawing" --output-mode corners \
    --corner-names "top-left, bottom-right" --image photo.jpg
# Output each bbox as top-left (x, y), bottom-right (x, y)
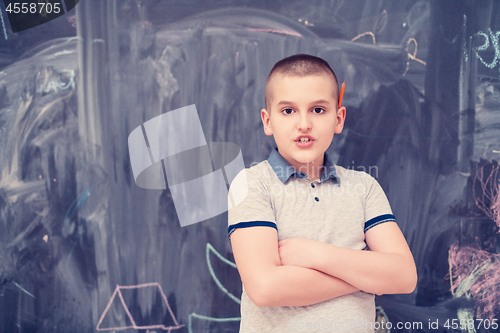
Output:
top-left (96, 282), bottom-right (184, 331)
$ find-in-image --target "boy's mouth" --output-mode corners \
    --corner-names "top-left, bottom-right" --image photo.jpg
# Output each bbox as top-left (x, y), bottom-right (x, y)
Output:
top-left (296, 136), bottom-right (313, 143)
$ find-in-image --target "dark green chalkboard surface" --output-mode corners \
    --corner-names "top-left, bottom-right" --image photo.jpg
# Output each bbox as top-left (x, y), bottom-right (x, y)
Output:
top-left (1, 1), bottom-right (499, 332)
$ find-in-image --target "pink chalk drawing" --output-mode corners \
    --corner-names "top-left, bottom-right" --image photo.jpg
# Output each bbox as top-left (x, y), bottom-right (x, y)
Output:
top-left (473, 161), bottom-right (500, 230)
top-left (448, 242), bottom-right (500, 320)
top-left (96, 282), bottom-right (184, 332)
top-left (67, 15), bottom-right (76, 28)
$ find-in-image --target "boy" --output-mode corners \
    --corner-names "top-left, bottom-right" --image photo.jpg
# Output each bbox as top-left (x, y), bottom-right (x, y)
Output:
top-left (227, 54), bottom-right (417, 332)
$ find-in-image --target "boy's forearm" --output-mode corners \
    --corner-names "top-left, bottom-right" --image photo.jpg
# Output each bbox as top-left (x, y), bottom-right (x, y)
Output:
top-left (258, 265), bottom-right (358, 307)
top-left (312, 242), bottom-right (416, 295)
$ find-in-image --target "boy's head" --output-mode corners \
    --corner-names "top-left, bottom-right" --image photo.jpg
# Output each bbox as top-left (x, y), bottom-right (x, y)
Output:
top-left (261, 54), bottom-right (346, 179)
top-left (265, 54), bottom-right (340, 112)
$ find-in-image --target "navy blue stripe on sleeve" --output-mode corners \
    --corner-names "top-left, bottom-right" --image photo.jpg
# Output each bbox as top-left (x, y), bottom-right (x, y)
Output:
top-left (228, 221), bottom-right (277, 238)
top-left (364, 214), bottom-right (396, 232)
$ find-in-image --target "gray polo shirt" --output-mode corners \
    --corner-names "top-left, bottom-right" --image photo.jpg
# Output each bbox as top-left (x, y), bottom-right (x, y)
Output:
top-left (228, 148), bottom-right (396, 333)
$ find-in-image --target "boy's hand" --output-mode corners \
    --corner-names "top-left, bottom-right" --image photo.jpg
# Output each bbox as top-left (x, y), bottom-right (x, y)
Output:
top-left (278, 238), bottom-right (321, 269)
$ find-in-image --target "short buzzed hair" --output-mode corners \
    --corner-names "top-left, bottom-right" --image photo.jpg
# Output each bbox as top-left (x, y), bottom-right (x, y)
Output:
top-left (265, 54), bottom-right (340, 111)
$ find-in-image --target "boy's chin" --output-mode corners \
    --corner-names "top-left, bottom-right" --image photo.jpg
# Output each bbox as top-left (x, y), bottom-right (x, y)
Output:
top-left (278, 147), bottom-right (325, 164)
top-left (291, 154), bottom-right (324, 165)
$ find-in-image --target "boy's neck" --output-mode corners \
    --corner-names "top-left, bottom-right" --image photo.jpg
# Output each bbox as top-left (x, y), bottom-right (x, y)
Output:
top-left (302, 164), bottom-right (322, 182)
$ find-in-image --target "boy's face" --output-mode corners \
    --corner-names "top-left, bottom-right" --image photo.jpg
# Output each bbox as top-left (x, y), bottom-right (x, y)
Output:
top-left (261, 73), bottom-right (346, 174)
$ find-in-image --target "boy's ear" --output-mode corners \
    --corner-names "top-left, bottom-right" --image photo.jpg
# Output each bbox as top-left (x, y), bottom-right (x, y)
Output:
top-left (261, 108), bottom-right (273, 136)
top-left (334, 106), bottom-right (346, 134)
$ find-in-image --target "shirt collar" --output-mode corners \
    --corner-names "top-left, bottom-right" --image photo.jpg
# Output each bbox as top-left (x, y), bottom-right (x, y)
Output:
top-left (267, 147), bottom-right (340, 184)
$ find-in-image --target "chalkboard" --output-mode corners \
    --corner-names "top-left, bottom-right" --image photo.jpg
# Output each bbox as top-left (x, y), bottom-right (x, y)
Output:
top-left (1, 0), bottom-right (500, 332)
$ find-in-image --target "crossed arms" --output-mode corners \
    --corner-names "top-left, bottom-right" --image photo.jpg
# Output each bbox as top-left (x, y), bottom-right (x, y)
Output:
top-left (229, 221), bottom-right (417, 307)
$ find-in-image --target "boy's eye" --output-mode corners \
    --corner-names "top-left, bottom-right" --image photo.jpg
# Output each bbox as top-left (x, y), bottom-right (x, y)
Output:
top-left (313, 107), bottom-right (325, 114)
top-left (281, 108), bottom-right (294, 115)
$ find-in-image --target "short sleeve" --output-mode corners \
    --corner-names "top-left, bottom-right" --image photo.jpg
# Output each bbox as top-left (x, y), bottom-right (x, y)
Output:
top-left (363, 176), bottom-right (396, 232)
top-left (227, 167), bottom-right (277, 239)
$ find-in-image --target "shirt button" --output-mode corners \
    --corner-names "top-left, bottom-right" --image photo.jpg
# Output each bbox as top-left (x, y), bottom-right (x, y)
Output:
top-left (314, 197), bottom-right (319, 202)
top-left (311, 183), bottom-right (315, 188)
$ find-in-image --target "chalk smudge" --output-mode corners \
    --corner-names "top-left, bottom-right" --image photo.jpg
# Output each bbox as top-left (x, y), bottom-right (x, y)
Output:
top-left (473, 161), bottom-right (500, 230)
top-left (448, 242), bottom-right (500, 320)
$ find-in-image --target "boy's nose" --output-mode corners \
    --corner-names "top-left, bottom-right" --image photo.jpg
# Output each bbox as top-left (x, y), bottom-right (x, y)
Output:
top-left (297, 113), bottom-right (312, 131)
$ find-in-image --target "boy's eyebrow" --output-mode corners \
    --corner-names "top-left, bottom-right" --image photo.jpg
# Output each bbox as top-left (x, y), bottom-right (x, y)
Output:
top-left (276, 99), bottom-right (332, 106)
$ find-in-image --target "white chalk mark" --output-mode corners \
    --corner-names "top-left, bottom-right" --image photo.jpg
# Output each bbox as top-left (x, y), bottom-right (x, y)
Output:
top-left (37, 69), bottom-right (76, 94)
top-left (474, 29), bottom-right (500, 77)
top-left (187, 313), bottom-right (241, 333)
top-left (476, 31), bottom-right (490, 52)
top-left (13, 281), bottom-right (35, 298)
top-left (331, 0), bottom-right (344, 16)
top-left (66, 36), bottom-right (82, 43)
top-left (246, 28), bottom-right (301, 37)
top-left (373, 10), bottom-right (388, 35)
top-left (46, 50), bottom-right (76, 60)
top-left (0, 8), bottom-right (7, 40)
top-left (462, 15), bottom-right (468, 62)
